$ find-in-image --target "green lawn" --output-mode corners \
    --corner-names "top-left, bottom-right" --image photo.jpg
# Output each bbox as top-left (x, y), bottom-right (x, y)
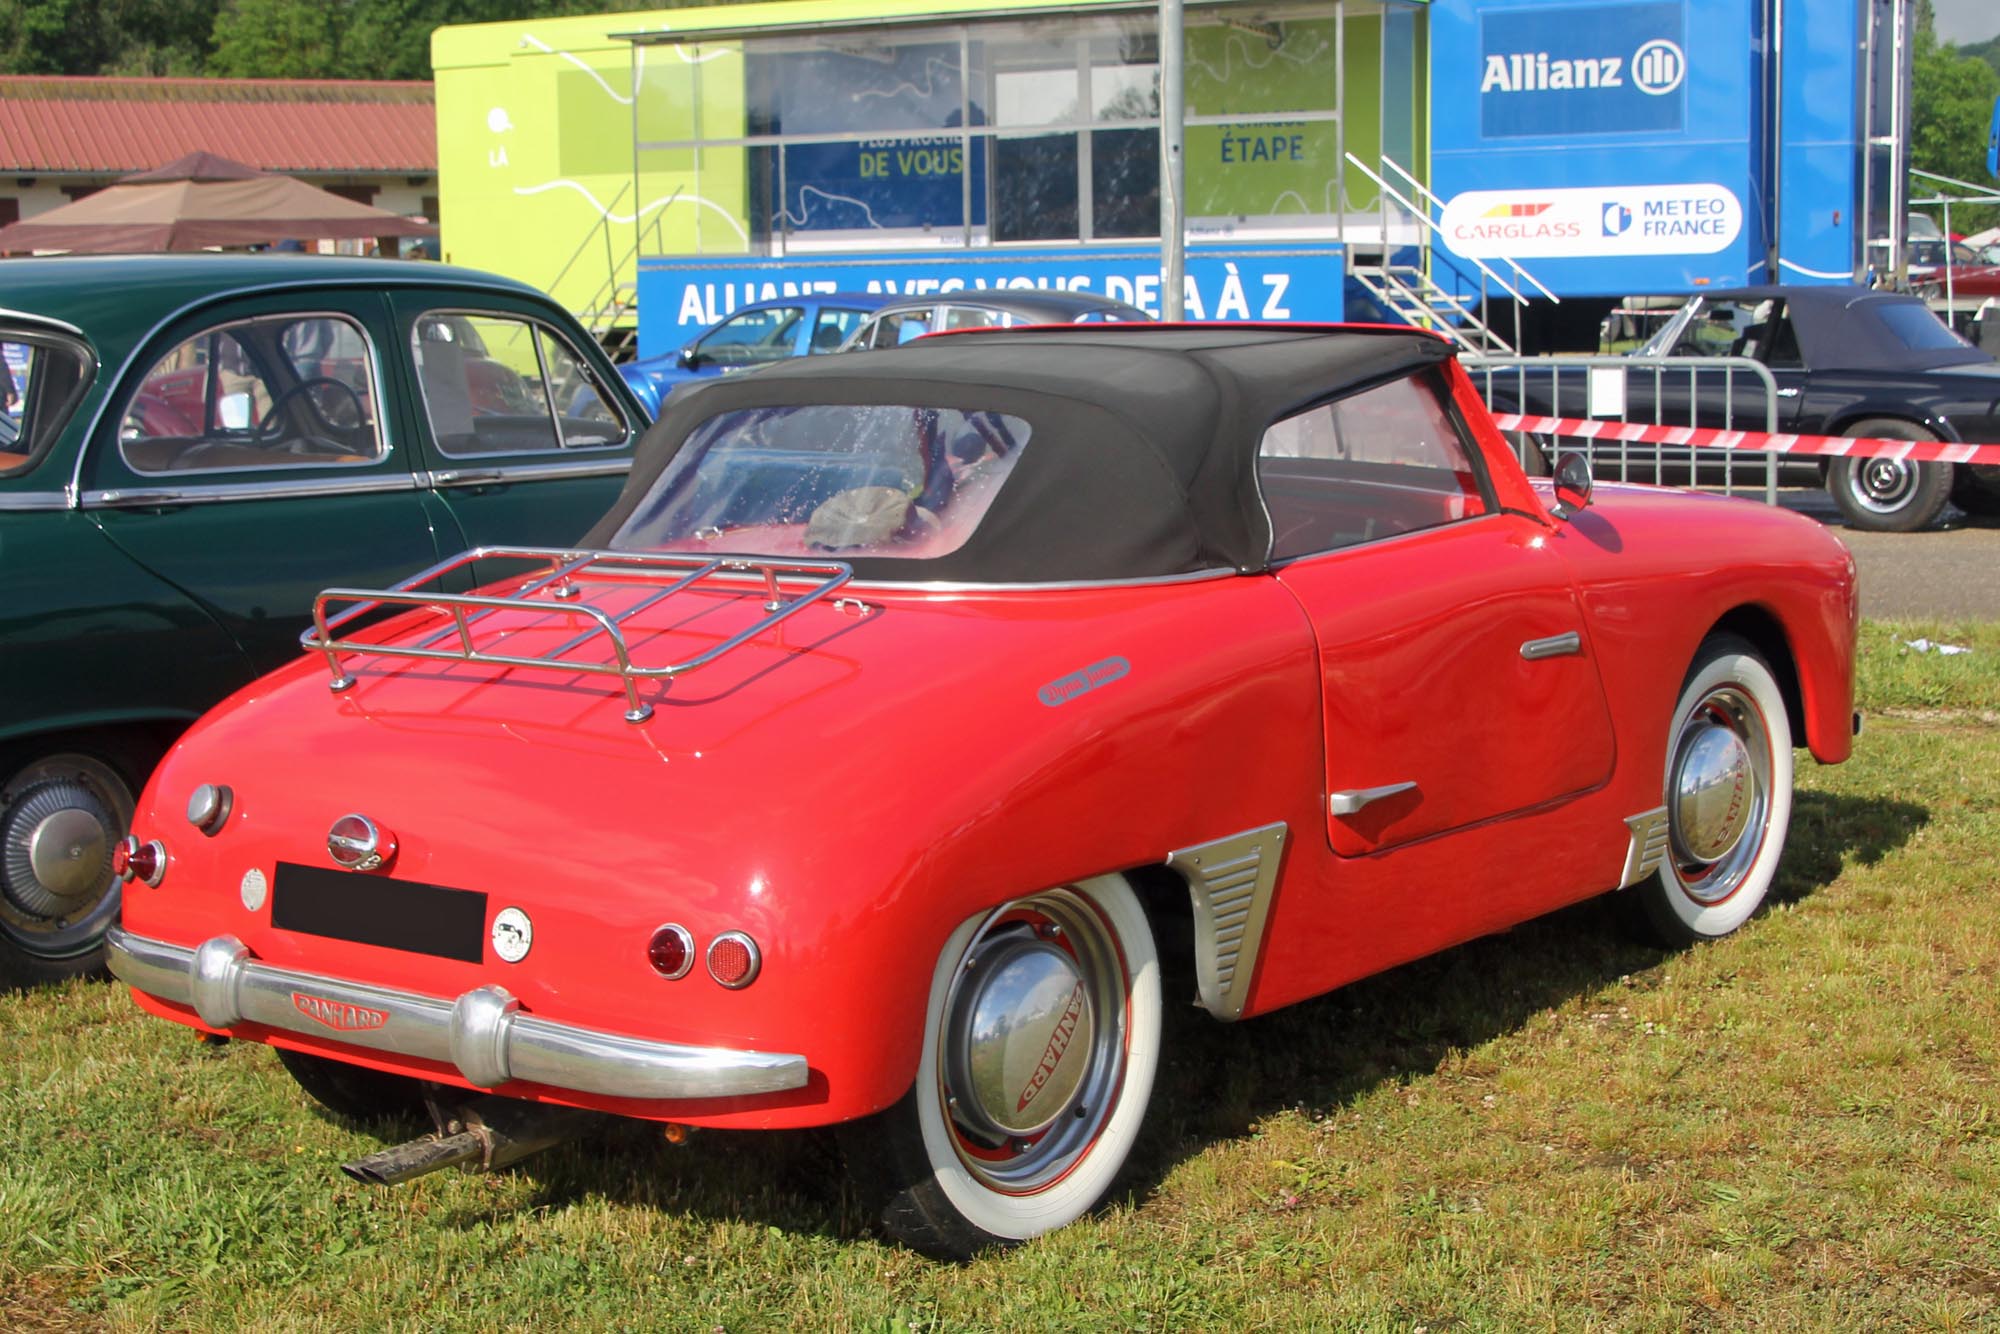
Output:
top-left (4, 621), bottom-right (1997, 1331)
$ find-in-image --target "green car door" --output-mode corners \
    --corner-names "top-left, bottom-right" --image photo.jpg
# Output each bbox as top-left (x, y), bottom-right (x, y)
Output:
top-left (80, 290), bottom-right (455, 674)
top-left (386, 290), bottom-right (639, 585)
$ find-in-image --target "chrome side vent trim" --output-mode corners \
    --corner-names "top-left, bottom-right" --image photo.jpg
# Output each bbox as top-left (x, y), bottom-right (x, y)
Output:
top-left (1165, 822), bottom-right (1287, 1022)
top-left (1621, 806), bottom-right (1671, 886)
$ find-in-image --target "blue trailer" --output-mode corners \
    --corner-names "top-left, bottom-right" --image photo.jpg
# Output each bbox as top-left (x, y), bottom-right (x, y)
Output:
top-left (1406, 0), bottom-right (1914, 346)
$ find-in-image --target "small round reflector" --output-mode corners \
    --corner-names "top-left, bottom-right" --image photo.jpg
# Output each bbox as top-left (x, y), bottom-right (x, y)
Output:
top-left (706, 931), bottom-right (761, 989)
top-left (113, 836), bottom-right (166, 887)
top-left (186, 783), bottom-right (232, 836)
top-left (647, 924), bottom-right (694, 979)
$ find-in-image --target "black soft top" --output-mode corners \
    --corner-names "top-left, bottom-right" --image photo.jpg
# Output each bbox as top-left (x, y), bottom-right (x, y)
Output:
top-left (1706, 285), bottom-right (1990, 372)
top-left (583, 324), bottom-right (1454, 583)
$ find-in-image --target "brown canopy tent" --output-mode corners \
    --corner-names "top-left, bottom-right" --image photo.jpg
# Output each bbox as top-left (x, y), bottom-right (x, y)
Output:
top-left (0, 152), bottom-right (436, 254)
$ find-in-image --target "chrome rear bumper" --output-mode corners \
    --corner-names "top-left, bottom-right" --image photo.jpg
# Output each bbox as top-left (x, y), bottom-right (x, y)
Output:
top-left (106, 927), bottom-right (809, 1101)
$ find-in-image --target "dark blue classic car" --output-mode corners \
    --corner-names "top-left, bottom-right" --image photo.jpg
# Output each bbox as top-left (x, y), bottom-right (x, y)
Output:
top-left (617, 293), bottom-right (892, 416)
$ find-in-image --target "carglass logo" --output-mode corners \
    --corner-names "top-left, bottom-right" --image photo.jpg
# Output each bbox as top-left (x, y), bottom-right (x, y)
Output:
top-left (1632, 39), bottom-right (1685, 96)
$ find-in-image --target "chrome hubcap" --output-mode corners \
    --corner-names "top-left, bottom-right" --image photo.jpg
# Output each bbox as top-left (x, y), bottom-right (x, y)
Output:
top-left (1851, 456), bottom-right (1917, 512)
top-left (1670, 724), bottom-right (1753, 865)
top-left (0, 755), bottom-right (133, 957)
top-left (946, 936), bottom-right (1095, 1138)
top-left (3, 781), bottom-right (114, 918)
top-left (937, 888), bottom-right (1128, 1193)
top-left (1666, 687), bottom-right (1771, 905)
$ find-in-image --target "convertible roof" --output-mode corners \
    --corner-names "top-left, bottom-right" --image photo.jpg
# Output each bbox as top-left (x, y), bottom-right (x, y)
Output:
top-left (1704, 285), bottom-right (1990, 372)
top-left (584, 324), bottom-right (1455, 582)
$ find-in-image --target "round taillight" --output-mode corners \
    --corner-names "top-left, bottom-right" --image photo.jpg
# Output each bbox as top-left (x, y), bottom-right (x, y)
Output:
top-left (186, 783), bottom-right (232, 836)
top-left (113, 836), bottom-right (166, 887)
top-left (647, 924), bottom-right (694, 979)
top-left (706, 931), bottom-right (761, 989)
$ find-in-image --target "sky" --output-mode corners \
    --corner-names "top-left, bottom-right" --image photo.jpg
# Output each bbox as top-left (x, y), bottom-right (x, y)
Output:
top-left (1934, 0), bottom-right (2000, 44)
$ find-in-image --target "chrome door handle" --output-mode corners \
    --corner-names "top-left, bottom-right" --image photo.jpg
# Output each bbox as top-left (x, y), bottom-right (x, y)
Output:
top-left (433, 469), bottom-right (503, 485)
top-left (1328, 781), bottom-right (1418, 816)
top-left (1520, 631), bottom-right (1582, 660)
top-left (1775, 387), bottom-right (1800, 398)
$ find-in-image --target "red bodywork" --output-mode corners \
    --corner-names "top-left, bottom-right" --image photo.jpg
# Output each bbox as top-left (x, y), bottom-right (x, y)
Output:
top-left (117, 351), bottom-right (1858, 1130)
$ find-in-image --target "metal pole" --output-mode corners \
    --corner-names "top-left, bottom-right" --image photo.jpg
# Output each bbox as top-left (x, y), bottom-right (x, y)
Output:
top-left (1159, 0), bottom-right (1185, 320)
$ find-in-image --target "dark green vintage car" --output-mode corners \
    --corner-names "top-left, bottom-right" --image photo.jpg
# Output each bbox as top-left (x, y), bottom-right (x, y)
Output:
top-left (0, 254), bottom-right (645, 985)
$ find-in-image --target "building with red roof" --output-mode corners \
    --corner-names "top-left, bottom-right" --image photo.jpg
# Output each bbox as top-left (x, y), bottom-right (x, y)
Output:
top-left (0, 77), bottom-right (438, 244)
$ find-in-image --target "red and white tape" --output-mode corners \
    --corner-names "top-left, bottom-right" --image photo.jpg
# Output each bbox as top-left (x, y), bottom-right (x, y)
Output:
top-left (1488, 413), bottom-right (2000, 466)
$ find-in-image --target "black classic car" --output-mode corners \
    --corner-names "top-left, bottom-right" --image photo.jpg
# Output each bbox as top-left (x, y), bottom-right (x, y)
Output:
top-left (1484, 285), bottom-right (2000, 532)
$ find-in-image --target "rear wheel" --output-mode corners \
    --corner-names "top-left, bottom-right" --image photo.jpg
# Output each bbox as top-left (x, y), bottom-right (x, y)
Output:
top-left (0, 750), bottom-right (136, 988)
top-left (1629, 635), bottom-right (1794, 947)
top-left (274, 1047), bottom-right (426, 1125)
top-left (1826, 419), bottom-right (1952, 532)
top-left (840, 874), bottom-right (1161, 1257)
top-left (1949, 463), bottom-right (2000, 518)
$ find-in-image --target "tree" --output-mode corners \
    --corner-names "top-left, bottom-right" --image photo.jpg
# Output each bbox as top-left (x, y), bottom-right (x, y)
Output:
top-left (0, 0), bottom-right (220, 76)
top-left (1911, 25), bottom-right (2000, 232)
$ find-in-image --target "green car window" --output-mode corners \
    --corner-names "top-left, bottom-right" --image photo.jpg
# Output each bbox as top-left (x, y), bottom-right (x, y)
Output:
top-left (412, 311), bottom-right (629, 458)
top-left (0, 332), bottom-right (93, 478)
top-left (119, 314), bottom-right (384, 475)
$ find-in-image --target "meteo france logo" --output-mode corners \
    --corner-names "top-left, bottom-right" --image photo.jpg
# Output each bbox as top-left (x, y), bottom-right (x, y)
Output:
top-left (1603, 203), bottom-right (1633, 236)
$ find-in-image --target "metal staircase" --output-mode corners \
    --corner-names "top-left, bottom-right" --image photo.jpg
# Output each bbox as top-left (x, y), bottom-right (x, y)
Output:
top-left (1342, 154), bottom-right (1558, 356)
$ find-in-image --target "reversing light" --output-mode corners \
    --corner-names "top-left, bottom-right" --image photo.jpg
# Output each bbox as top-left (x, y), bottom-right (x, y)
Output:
top-left (186, 783), bottom-right (233, 836)
top-left (706, 931), bottom-right (761, 989)
top-left (113, 835), bottom-right (167, 887)
top-left (647, 924), bottom-right (694, 979)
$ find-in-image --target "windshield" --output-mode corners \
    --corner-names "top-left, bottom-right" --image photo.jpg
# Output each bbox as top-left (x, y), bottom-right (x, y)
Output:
top-left (611, 404), bottom-right (1032, 561)
top-left (1, 331), bottom-right (93, 477)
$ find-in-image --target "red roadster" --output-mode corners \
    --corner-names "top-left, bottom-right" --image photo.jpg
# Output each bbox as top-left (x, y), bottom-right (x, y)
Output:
top-left (107, 325), bottom-right (1857, 1256)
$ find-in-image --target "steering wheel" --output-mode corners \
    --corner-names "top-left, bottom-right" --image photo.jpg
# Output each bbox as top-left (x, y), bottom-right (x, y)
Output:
top-left (256, 376), bottom-right (368, 441)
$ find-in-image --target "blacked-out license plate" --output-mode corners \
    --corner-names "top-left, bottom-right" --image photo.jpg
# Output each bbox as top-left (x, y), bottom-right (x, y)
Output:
top-left (271, 861), bottom-right (488, 963)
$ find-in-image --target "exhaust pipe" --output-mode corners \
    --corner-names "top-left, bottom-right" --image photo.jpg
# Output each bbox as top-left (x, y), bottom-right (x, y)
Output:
top-left (341, 1095), bottom-right (600, 1187)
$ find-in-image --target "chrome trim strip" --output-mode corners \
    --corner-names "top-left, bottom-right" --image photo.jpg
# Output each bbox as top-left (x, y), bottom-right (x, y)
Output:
top-left (835, 566), bottom-right (1239, 594)
top-left (82, 474), bottom-right (423, 508)
top-left (0, 492), bottom-right (72, 512)
top-left (423, 459), bottom-right (631, 488)
top-left (1620, 807), bottom-right (1671, 887)
top-left (106, 927), bottom-right (810, 1100)
top-left (1520, 631), bottom-right (1583, 661)
top-left (1165, 822), bottom-right (1288, 1021)
top-left (0, 305), bottom-right (87, 337)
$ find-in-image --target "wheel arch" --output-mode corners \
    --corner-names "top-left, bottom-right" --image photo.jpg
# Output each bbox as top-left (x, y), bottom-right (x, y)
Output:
top-left (1702, 605), bottom-right (1805, 751)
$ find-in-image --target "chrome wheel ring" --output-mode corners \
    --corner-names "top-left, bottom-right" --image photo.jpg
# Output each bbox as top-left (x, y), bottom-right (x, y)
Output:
top-left (935, 887), bottom-right (1129, 1194)
top-left (0, 754), bottom-right (133, 957)
top-left (1847, 456), bottom-right (1919, 514)
top-left (1666, 687), bottom-right (1772, 905)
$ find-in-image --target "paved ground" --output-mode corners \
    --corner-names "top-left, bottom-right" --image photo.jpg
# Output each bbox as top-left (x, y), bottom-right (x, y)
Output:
top-left (1762, 489), bottom-right (2000, 621)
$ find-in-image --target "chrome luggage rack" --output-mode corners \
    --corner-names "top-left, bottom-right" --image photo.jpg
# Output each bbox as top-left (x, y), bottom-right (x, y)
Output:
top-left (299, 546), bottom-right (855, 724)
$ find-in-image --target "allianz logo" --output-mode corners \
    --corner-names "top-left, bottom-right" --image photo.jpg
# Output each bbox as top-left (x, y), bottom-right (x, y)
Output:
top-left (1481, 37), bottom-right (1685, 97)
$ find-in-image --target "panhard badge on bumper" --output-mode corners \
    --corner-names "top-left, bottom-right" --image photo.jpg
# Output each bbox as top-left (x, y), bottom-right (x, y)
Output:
top-left (103, 927), bottom-right (808, 1101)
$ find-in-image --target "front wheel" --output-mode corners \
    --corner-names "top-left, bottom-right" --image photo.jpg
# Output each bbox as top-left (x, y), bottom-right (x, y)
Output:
top-left (1826, 419), bottom-right (1952, 532)
top-left (840, 874), bottom-right (1162, 1257)
top-left (1629, 635), bottom-right (1794, 947)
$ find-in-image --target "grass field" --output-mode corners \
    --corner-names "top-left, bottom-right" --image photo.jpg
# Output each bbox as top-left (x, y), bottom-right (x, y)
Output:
top-left (3, 620), bottom-right (1998, 1331)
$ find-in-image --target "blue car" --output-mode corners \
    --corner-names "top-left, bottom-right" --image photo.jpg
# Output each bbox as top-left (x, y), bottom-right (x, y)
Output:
top-left (618, 294), bottom-right (893, 417)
